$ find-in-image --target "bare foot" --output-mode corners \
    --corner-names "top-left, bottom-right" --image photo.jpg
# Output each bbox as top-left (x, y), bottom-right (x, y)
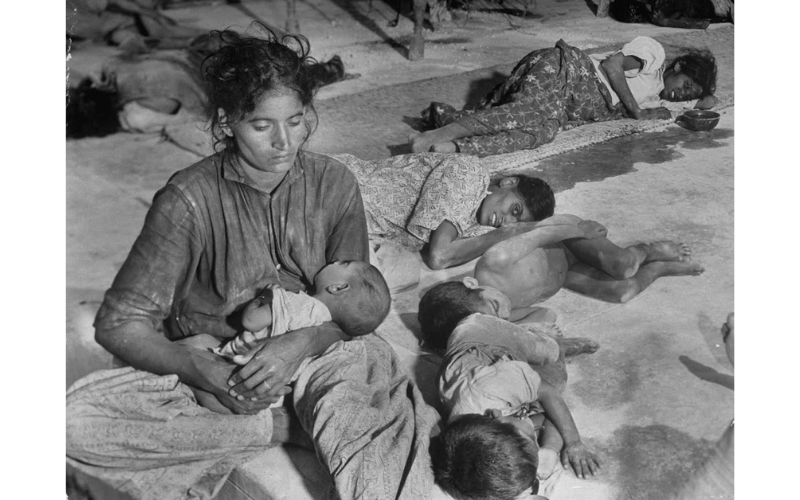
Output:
top-left (643, 241), bottom-right (692, 263)
top-left (556, 336), bottom-right (600, 357)
top-left (431, 141), bottom-right (457, 153)
top-left (524, 322), bottom-right (563, 338)
top-left (653, 260), bottom-right (705, 276)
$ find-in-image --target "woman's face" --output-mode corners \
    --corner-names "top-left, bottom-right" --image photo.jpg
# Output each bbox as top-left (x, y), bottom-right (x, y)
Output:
top-left (660, 71), bottom-right (703, 102)
top-left (225, 91), bottom-right (307, 176)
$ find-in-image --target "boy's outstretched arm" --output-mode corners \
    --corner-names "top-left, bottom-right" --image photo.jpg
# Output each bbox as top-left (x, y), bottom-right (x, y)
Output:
top-left (424, 219), bottom-right (542, 270)
top-left (476, 219), bottom-right (607, 273)
top-left (537, 381), bottom-right (601, 479)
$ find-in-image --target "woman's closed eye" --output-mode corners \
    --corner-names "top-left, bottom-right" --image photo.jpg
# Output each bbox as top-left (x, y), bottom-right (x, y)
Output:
top-left (252, 122), bottom-right (272, 132)
top-left (511, 204), bottom-right (521, 217)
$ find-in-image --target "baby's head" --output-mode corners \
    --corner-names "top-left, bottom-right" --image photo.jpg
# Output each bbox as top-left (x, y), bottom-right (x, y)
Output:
top-left (313, 260), bottom-right (391, 336)
top-left (661, 49), bottom-right (717, 101)
top-left (431, 413), bottom-right (539, 500)
top-left (418, 277), bottom-right (511, 350)
top-left (477, 175), bottom-right (555, 228)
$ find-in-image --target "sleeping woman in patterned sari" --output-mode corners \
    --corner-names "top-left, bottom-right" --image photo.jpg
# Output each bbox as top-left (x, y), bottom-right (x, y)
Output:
top-left (409, 37), bottom-right (718, 157)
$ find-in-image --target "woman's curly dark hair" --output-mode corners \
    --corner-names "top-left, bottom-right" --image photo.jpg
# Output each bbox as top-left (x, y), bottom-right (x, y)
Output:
top-left (200, 23), bottom-right (320, 153)
top-left (667, 49), bottom-right (717, 98)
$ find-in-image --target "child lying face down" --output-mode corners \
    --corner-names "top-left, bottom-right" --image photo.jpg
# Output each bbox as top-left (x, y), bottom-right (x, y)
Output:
top-left (179, 260), bottom-right (391, 410)
top-left (419, 278), bottom-right (601, 500)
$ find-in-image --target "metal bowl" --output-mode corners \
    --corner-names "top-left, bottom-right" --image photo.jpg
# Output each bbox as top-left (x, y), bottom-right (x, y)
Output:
top-left (675, 110), bottom-right (720, 132)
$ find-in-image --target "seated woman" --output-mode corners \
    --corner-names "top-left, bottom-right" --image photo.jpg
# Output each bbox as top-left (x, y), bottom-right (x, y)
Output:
top-left (66, 25), bottom-right (437, 500)
top-left (409, 36), bottom-right (718, 156)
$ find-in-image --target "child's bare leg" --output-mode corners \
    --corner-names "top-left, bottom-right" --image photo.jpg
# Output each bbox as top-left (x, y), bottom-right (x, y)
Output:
top-left (174, 333), bottom-right (223, 350)
top-left (564, 259), bottom-right (704, 304)
top-left (192, 387), bottom-right (234, 414)
top-left (242, 295), bottom-right (274, 332)
top-left (530, 354), bottom-right (568, 393)
top-left (555, 336), bottom-right (600, 357)
top-left (565, 238), bottom-right (692, 280)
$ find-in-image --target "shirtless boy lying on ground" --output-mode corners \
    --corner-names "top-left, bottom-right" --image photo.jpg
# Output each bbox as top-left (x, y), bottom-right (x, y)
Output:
top-left (475, 215), bottom-right (705, 309)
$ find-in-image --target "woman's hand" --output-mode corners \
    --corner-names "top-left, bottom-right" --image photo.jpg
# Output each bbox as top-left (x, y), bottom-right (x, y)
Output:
top-left (635, 107), bottom-right (672, 121)
top-left (695, 95), bottom-right (718, 110)
top-left (190, 346), bottom-right (287, 414)
top-left (227, 334), bottom-right (304, 401)
top-left (226, 326), bottom-right (339, 401)
top-left (560, 441), bottom-right (601, 479)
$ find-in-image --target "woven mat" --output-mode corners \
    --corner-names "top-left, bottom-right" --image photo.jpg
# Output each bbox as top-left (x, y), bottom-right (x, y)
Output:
top-left (306, 26), bottom-right (733, 167)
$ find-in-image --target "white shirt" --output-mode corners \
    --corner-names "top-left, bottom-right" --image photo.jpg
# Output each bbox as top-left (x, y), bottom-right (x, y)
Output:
top-left (590, 36), bottom-right (666, 107)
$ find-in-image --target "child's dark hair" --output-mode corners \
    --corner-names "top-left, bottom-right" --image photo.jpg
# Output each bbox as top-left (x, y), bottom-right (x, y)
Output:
top-left (336, 263), bottom-right (391, 336)
top-left (667, 49), bottom-right (717, 98)
top-left (201, 23), bottom-right (319, 153)
top-left (66, 78), bottom-right (121, 139)
top-left (418, 281), bottom-right (485, 350)
top-left (515, 175), bottom-right (555, 221)
top-left (430, 414), bottom-right (538, 500)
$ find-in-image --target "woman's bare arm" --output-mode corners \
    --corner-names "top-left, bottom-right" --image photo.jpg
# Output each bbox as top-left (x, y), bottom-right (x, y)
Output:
top-left (600, 53), bottom-right (671, 120)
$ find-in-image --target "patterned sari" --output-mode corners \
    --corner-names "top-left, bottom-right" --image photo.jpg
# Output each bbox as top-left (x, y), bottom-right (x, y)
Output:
top-left (426, 40), bottom-right (626, 157)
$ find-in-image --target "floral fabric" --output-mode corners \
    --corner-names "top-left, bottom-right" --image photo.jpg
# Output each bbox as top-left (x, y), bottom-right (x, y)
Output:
top-left (334, 153), bottom-right (493, 250)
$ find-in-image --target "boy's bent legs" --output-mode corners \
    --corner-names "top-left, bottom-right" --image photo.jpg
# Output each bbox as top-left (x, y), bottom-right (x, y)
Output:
top-left (66, 367), bottom-right (277, 500)
top-left (563, 260), bottom-right (704, 304)
top-left (564, 238), bottom-right (692, 280)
